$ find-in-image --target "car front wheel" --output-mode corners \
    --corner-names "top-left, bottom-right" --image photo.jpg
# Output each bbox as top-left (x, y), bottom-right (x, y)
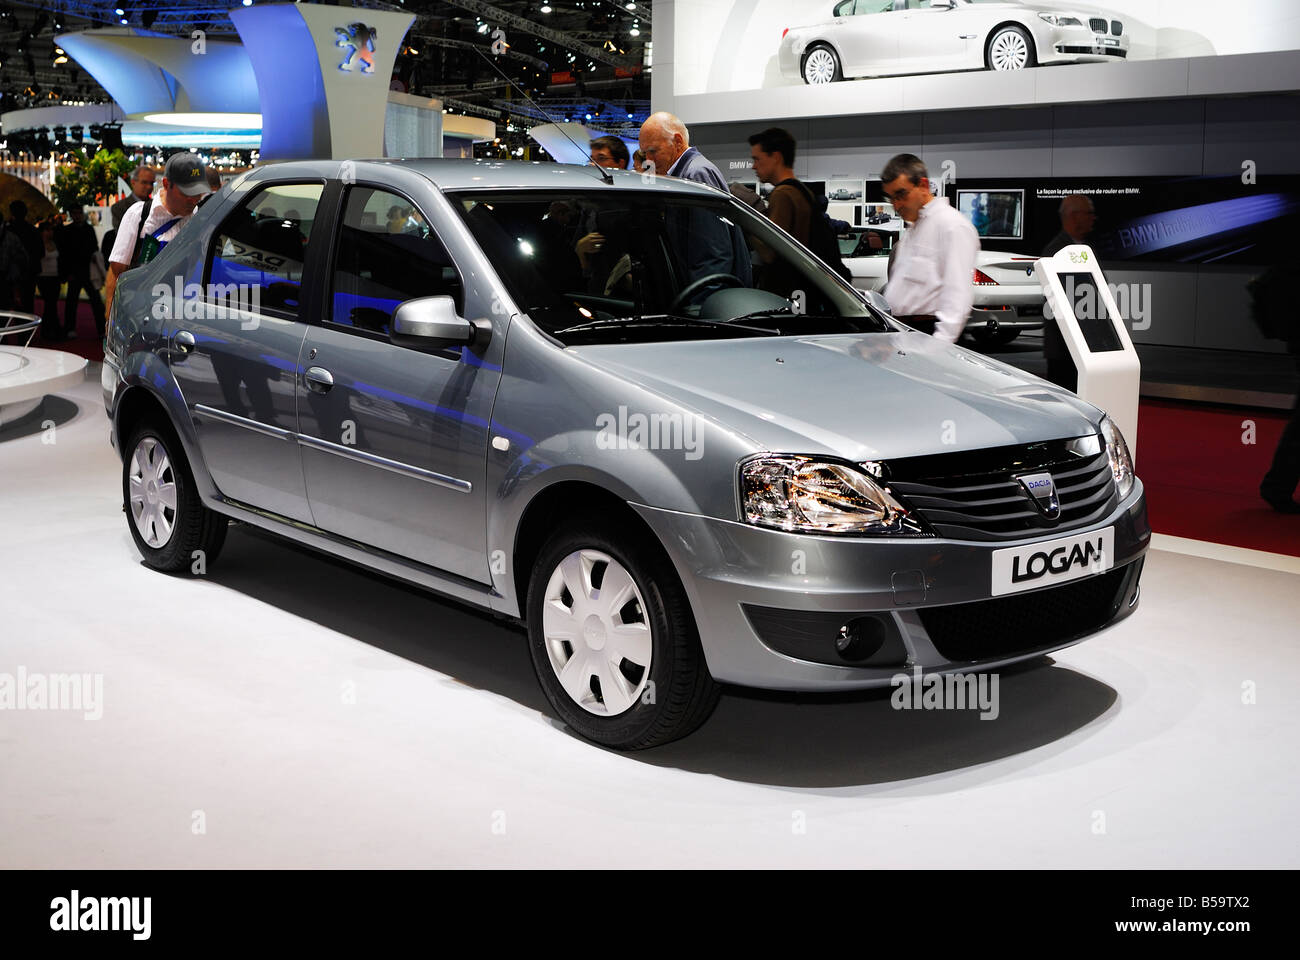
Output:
top-left (802, 44), bottom-right (843, 84)
top-left (526, 522), bottom-right (720, 749)
top-left (986, 25), bottom-right (1036, 71)
top-left (123, 422), bottom-right (228, 572)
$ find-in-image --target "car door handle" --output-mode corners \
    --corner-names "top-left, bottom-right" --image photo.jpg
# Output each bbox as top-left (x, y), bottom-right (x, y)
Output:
top-left (304, 366), bottom-right (334, 394)
top-left (172, 330), bottom-right (195, 355)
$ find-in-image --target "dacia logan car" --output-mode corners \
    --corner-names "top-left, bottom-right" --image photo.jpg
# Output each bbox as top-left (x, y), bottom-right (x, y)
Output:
top-left (103, 159), bottom-right (1148, 750)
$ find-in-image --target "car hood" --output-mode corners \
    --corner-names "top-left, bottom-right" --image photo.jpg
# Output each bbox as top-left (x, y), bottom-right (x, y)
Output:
top-left (570, 332), bottom-right (1101, 462)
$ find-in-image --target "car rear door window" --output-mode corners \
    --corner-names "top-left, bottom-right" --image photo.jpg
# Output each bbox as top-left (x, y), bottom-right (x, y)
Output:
top-left (208, 182), bottom-right (323, 318)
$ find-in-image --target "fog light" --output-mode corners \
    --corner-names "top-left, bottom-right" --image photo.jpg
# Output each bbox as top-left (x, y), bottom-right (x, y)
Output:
top-left (836, 617), bottom-right (887, 663)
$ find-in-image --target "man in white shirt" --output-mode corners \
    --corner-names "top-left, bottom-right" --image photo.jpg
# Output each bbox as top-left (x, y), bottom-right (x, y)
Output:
top-left (104, 152), bottom-right (212, 320)
top-left (880, 153), bottom-right (980, 343)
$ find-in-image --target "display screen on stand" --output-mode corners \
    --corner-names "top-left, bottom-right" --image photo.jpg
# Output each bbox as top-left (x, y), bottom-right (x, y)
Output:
top-left (1059, 272), bottom-right (1125, 353)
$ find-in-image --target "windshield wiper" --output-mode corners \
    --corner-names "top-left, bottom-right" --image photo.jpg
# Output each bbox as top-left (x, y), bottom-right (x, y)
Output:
top-left (555, 313), bottom-right (779, 336)
top-left (727, 307), bottom-right (840, 323)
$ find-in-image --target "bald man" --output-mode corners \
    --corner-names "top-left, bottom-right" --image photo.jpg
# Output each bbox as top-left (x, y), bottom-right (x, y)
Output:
top-left (639, 111), bottom-right (729, 190)
top-left (1041, 195), bottom-right (1098, 390)
top-left (638, 111), bottom-right (750, 287)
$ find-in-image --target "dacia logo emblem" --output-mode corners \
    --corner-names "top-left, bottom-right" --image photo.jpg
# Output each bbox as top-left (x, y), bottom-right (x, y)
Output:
top-left (1016, 471), bottom-right (1060, 520)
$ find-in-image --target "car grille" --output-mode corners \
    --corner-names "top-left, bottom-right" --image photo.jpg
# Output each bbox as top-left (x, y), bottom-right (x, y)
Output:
top-left (1112, 20), bottom-right (1123, 36)
top-left (884, 438), bottom-right (1119, 542)
top-left (919, 562), bottom-right (1137, 663)
top-left (1057, 45), bottom-right (1126, 57)
top-left (1090, 17), bottom-right (1108, 33)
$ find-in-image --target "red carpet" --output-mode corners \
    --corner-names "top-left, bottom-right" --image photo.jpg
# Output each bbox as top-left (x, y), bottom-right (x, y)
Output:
top-left (1137, 398), bottom-right (1299, 556)
top-left (29, 297), bottom-right (105, 362)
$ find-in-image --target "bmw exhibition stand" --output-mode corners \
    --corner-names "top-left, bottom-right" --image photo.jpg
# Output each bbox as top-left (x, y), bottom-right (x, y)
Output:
top-left (1034, 244), bottom-right (1142, 462)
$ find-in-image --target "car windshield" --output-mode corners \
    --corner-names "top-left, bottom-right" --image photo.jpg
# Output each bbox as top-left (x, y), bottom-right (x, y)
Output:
top-left (450, 189), bottom-right (890, 345)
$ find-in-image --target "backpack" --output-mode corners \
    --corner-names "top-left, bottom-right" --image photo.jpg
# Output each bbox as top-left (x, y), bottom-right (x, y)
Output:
top-left (775, 179), bottom-right (852, 282)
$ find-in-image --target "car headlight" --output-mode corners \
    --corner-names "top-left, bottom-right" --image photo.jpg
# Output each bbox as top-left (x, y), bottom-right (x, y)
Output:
top-left (1038, 13), bottom-right (1083, 26)
top-left (1099, 416), bottom-right (1135, 499)
top-left (740, 456), bottom-right (914, 535)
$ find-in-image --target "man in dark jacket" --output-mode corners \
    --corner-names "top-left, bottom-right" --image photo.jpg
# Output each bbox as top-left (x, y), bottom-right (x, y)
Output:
top-left (56, 205), bottom-right (107, 338)
top-left (6, 201), bottom-right (41, 312)
top-left (1251, 262), bottom-right (1300, 513)
top-left (111, 165), bottom-right (156, 227)
top-left (1041, 195), bottom-right (1097, 391)
top-left (638, 112), bottom-right (751, 289)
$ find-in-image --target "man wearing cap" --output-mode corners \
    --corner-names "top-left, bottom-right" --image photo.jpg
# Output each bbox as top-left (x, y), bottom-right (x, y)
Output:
top-left (104, 152), bottom-right (212, 320)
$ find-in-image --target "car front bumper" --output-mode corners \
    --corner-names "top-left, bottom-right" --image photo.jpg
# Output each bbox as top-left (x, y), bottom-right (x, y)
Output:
top-left (633, 481), bottom-right (1149, 690)
top-left (1038, 23), bottom-right (1131, 64)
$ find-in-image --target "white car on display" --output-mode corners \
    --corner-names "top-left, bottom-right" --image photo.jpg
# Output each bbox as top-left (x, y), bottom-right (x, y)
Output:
top-left (828, 186), bottom-right (863, 200)
top-left (780, 0), bottom-right (1131, 84)
top-left (838, 228), bottom-right (1045, 345)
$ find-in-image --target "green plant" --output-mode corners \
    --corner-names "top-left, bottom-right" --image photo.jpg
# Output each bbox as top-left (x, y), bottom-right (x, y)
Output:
top-left (50, 148), bottom-right (136, 213)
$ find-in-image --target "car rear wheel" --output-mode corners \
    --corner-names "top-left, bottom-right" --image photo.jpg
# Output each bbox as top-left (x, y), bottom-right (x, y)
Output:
top-left (123, 422), bottom-right (228, 573)
top-left (986, 25), bottom-right (1036, 71)
top-left (526, 521), bottom-right (720, 750)
top-left (802, 44), bottom-right (843, 84)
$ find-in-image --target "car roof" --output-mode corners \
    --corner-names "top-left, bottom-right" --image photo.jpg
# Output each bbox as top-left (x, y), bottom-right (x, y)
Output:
top-left (243, 157), bottom-right (728, 198)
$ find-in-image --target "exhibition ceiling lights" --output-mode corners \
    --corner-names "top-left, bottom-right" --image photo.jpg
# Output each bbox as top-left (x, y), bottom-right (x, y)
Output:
top-left (402, 1), bottom-right (652, 143)
top-left (0, 0), bottom-right (651, 151)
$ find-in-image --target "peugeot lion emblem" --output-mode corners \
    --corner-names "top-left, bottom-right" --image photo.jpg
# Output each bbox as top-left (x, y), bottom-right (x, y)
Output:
top-left (1017, 471), bottom-right (1061, 520)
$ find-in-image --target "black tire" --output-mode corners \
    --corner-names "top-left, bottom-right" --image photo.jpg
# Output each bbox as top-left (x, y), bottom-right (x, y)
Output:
top-left (526, 520), bottom-right (720, 750)
top-left (122, 421), bottom-right (228, 573)
top-left (985, 25), bottom-right (1037, 71)
top-left (802, 43), bottom-right (843, 84)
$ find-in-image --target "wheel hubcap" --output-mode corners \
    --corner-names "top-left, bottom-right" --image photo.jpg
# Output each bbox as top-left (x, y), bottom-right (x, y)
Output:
top-left (542, 549), bottom-right (652, 717)
top-left (128, 436), bottom-right (177, 548)
top-left (991, 32), bottom-right (1028, 70)
top-left (805, 49), bottom-right (836, 84)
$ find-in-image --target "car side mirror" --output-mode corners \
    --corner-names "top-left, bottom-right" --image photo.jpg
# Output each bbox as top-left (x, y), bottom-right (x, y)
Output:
top-left (389, 296), bottom-right (491, 352)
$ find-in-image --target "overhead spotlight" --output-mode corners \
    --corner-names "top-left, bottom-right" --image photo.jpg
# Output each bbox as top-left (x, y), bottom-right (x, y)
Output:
top-left (477, 22), bottom-right (488, 34)
top-left (114, 6), bottom-right (124, 14)
top-left (630, 28), bottom-right (639, 36)
top-left (626, 2), bottom-right (636, 8)
top-left (540, 4), bottom-right (552, 12)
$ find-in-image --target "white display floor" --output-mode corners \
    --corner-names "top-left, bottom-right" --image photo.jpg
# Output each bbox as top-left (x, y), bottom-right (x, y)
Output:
top-left (1, 371), bottom-right (1297, 868)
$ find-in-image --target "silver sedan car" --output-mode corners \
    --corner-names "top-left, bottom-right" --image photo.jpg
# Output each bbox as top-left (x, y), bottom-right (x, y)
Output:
top-left (103, 159), bottom-right (1148, 749)
top-left (781, 0), bottom-right (1131, 84)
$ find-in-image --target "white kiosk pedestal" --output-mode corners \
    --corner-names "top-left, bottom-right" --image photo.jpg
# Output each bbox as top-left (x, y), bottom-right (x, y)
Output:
top-left (1035, 245), bottom-right (1141, 462)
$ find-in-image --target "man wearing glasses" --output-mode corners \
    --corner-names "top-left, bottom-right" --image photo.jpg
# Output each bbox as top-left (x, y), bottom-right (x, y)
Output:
top-left (879, 153), bottom-right (979, 343)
